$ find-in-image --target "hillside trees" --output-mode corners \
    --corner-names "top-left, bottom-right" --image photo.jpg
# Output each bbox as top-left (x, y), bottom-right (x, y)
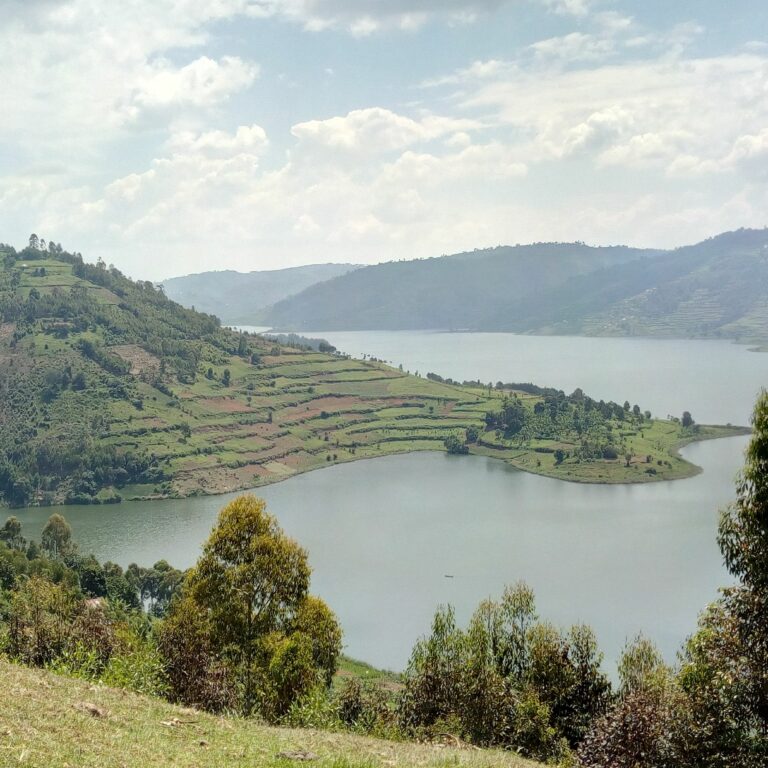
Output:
top-left (399, 583), bottom-right (611, 761)
top-left (677, 389), bottom-right (768, 764)
top-left (579, 390), bottom-right (768, 767)
top-left (160, 495), bottom-right (342, 718)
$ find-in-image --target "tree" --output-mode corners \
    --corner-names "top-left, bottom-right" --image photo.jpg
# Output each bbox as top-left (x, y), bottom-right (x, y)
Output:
top-left (222, 368), bottom-right (231, 387)
top-left (682, 411), bottom-right (694, 428)
top-left (292, 595), bottom-right (342, 687)
top-left (0, 516), bottom-right (26, 550)
top-left (674, 390), bottom-right (768, 765)
top-left (41, 514), bottom-right (75, 558)
top-left (554, 449), bottom-right (565, 465)
top-left (28, 233), bottom-right (39, 250)
top-left (444, 433), bottom-right (469, 455)
top-left (162, 495), bottom-right (337, 717)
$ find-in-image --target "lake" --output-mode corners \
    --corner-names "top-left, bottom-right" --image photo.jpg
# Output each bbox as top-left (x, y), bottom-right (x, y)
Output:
top-left (16, 332), bottom-right (768, 673)
top-left (18, 438), bottom-right (747, 674)
top-left (296, 331), bottom-right (767, 426)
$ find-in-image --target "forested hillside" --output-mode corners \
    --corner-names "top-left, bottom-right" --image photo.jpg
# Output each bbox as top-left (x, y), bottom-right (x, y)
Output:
top-left (263, 229), bottom-right (768, 341)
top-left (162, 263), bottom-right (359, 324)
top-left (265, 242), bottom-right (659, 331)
top-left (0, 240), bottom-right (741, 508)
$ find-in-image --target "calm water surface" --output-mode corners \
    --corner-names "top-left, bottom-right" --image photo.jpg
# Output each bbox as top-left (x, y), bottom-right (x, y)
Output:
top-left (17, 332), bottom-right (768, 672)
top-left (19, 437), bottom-right (749, 674)
top-left (298, 331), bottom-right (767, 425)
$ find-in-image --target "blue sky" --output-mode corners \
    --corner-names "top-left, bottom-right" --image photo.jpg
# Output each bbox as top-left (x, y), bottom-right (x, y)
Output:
top-left (1, 0), bottom-right (767, 279)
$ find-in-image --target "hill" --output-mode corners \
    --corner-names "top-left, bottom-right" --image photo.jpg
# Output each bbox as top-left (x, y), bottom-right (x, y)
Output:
top-left (0, 241), bottom-right (743, 507)
top-left (264, 242), bottom-right (658, 331)
top-left (263, 229), bottom-right (768, 342)
top-left (162, 263), bottom-right (359, 325)
top-left (0, 660), bottom-right (537, 768)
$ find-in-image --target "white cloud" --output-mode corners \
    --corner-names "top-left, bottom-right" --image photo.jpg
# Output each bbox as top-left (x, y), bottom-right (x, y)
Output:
top-left (244, 0), bottom-right (601, 35)
top-left (0, 1), bottom-right (260, 159)
top-left (167, 125), bottom-right (269, 154)
top-left (540, 0), bottom-right (596, 17)
top-left (135, 56), bottom-right (259, 108)
top-left (460, 54), bottom-right (768, 175)
top-left (530, 32), bottom-right (615, 63)
top-left (291, 107), bottom-right (481, 152)
top-left (4, 0), bottom-right (768, 280)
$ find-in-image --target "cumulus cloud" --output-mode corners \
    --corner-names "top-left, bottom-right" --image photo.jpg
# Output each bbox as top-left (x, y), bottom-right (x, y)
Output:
top-left (460, 53), bottom-right (768, 175)
top-left (135, 56), bottom-right (259, 109)
top-left (4, 0), bottom-right (768, 279)
top-left (291, 107), bottom-right (481, 152)
top-left (0, 1), bottom-right (260, 156)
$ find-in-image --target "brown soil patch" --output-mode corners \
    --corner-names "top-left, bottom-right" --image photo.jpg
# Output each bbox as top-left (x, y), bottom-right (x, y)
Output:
top-left (111, 344), bottom-right (161, 376)
top-left (277, 396), bottom-right (368, 423)
top-left (0, 323), bottom-right (16, 343)
top-left (280, 452), bottom-right (316, 468)
top-left (197, 397), bottom-right (253, 414)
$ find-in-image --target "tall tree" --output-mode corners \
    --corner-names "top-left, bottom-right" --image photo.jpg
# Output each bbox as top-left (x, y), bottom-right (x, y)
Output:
top-left (677, 390), bottom-right (768, 765)
top-left (41, 513), bottom-right (74, 558)
top-left (162, 495), bottom-right (339, 717)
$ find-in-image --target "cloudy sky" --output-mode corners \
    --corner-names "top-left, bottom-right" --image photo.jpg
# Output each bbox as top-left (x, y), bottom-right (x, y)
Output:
top-left (1, 0), bottom-right (767, 279)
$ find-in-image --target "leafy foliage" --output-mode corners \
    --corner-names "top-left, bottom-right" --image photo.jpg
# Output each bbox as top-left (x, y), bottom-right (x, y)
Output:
top-left (161, 495), bottom-right (342, 719)
top-left (398, 583), bottom-right (610, 761)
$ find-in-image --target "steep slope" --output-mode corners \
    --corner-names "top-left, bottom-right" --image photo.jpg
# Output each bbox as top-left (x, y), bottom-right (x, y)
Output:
top-left (162, 263), bottom-right (360, 324)
top-left (0, 661), bottom-right (538, 768)
top-left (573, 229), bottom-right (768, 339)
top-left (0, 242), bottom-right (743, 508)
top-left (265, 243), bottom-right (659, 331)
top-left (263, 229), bottom-right (768, 341)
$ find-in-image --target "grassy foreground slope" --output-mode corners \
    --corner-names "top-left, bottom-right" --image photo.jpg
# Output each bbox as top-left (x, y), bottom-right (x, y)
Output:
top-left (0, 661), bottom-right (537, 768)
top-left (0, 243), bottom-right (745, 506)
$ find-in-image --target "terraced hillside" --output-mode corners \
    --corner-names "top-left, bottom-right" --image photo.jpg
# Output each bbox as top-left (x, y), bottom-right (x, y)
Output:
top-left (0, 242), bottom-right (744, 507)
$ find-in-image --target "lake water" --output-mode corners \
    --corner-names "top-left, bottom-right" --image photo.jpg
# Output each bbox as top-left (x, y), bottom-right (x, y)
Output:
top-left (16, 332), bottom-right (768, 673)
top-left (17, 438), bottom-right (748, 674)
top-left (298, 331), bottom-right (767, 426)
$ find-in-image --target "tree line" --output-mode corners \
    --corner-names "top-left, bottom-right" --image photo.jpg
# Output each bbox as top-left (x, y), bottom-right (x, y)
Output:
top-left (0, 389), bottom-right (766, 765)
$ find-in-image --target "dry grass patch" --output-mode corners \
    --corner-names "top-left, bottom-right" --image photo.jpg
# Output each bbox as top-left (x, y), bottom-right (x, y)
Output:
top-left (0, 661), bottom-right (540, 768)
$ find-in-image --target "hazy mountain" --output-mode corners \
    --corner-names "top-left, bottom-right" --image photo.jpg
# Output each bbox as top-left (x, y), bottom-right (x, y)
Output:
top-left (162, 263), bottom-right (360, 324)
top-left (264, 229), bottom-right (768, 341)
top-left (263, 242), bottom-right (663, 331)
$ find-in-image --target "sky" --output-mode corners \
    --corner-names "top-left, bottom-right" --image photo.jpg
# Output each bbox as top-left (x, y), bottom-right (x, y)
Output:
top-left (1, 0), bottom-right (767, 280)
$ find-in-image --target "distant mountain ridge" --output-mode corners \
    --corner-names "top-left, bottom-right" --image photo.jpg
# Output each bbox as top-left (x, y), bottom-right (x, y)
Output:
top-left (262, 229), bottom-right (768, 342)
top-left (162, 263), bottom-right (359, 324)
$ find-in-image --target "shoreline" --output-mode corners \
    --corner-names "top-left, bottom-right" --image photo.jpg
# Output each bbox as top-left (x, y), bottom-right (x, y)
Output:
top-left (3, 425), bottom-right (750, 510)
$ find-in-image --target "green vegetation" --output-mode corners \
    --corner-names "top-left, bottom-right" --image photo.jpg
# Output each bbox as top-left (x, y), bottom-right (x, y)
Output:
top-left (0, 391), bottom-right (767, 766)
top-left (0, 497), bottom-right (341, 723)
top-left (160, 496), bottom-right (341, 718)
top-left (0, 495), bottom-right (535, 766)
top-left (262, 228), bottom-right (768, 344)
top-left (162, 262), bottom-right (359, 325)
top-left (0, 660), bottom-right (537, 768)
top-left (0, 239), bottom-right (745, 507)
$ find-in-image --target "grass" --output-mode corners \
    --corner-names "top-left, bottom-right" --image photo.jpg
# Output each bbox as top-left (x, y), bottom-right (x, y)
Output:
top-left (0, 660), bottom-right (539, 768)
top-left (334, 657), bottom-right (402, 692)
top-left (1, 252), bottom-right (750, 504)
